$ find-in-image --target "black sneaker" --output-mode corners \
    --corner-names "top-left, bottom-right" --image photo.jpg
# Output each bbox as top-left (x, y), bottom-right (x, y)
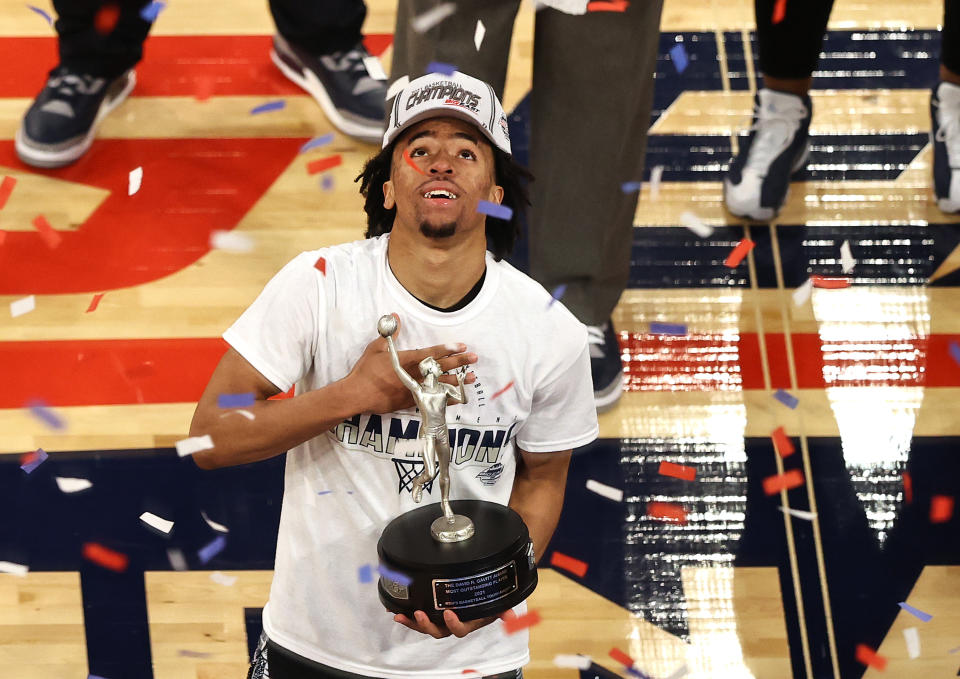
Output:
top-left (15, 67), bottom-right (135, 168)
top-left (931, 81), bottom-right (960, 213)
top-left (270, 34), bottom-right (387, 144)
top-left (588, 320), bottom-right (623, 413)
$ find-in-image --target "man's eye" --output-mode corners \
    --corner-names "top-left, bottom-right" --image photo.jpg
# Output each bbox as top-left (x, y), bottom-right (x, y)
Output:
top-left (459, 150), bottom-right (476, 160)
top-left (411, 148), bottom-right (427, 157)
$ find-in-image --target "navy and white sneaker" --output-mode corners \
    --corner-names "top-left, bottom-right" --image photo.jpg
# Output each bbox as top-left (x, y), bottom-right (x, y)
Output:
top-left (588, 321), bottom-right (623, 413)
top-left (270, 34), bottom-right (387, 144)
top-left (931, 81), bottom-right (960, 213)
top-left (15, 67), bottom-right (135, 168)
top-left (724, 88), bottom-right (812, 220)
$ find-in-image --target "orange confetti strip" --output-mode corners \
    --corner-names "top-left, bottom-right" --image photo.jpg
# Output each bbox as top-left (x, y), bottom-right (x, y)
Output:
top-left (855, 644), bottom-right (887, 671)
top-left (771, 426), bottom-right (795, 457)
top-left (403, 149), bottom-right (427, 175)
top-left (490, 381), bottom-right (514, 400)
top-left (32, 215), bottom-right (61, 249)
top-left (550, 551), bottom-right (588, 577)
top-left (658, 461), bottom-right (696, 481)
top-left (307, 154), bottom-right (342, 175)
top-left (587, 0), bottom-right (629, 10)
top-left (82, 542), bottom-right (129, 572)
top-left (811, 275), bottom-right (851, 289)
top-left (94, 3), bottom-right (120, 34)
top-left (902, 472), bottom-right (913, 504)
top-left (647, 501), bottom-right (688, 524)
top-left (771, 0), bottom-right (787, 24)
top-left (314, 256), bottom-right (326, 274)
top-left (723, 238), bottom-right (755, 268)
top-left (504, 609), bottom-right (541, 635)
top-left (86, 293), bottom-right (105, 313)
top-left (763, 469), bottom-right (805, 495)
top-left (0, 176), bottom-right (16, 210)
top-left (609, 647), bottom-right (634, 668)
top-left (930, 495), bottom-right (954, 523)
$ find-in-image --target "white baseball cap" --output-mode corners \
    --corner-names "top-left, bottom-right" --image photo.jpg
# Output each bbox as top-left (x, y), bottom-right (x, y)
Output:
top-left (384, 70), bottom-right (512, 156)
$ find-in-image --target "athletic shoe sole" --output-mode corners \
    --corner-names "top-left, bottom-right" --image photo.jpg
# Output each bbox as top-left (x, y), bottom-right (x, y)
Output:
top-left (15, 70), bottom-right (136, 169)
top-left (724, 142), bottom-right (811, 221)
top-left (269, 48), bottom-right (383, 145)
top-left (594, 371), bottom-right (623, 414)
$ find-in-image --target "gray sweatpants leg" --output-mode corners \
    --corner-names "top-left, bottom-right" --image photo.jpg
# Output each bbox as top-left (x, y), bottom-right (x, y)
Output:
top-left (389, 1), bottom-right (663, 325)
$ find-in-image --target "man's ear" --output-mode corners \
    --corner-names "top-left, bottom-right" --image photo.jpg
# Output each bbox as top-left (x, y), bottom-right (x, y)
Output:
top-left (490, 184), bottom-right (504, 205)
top-left (383, 180), bottom-right (395, 209)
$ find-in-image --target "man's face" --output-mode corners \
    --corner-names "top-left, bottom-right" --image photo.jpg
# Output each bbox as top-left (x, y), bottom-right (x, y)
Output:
top-left (382, 117), bottom-right (505, 243)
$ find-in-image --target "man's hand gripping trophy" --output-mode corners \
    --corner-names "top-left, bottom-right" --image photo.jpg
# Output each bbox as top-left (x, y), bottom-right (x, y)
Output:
top-left (377, 314), bottom-right (475, 542)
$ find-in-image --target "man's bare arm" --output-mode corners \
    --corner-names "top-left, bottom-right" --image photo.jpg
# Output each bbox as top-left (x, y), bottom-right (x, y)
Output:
top-left (508, 448), bottom-right (573, 563)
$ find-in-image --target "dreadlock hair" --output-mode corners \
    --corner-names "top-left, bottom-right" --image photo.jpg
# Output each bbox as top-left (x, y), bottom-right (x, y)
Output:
top-left (355, 138), bottom-right (533, 261)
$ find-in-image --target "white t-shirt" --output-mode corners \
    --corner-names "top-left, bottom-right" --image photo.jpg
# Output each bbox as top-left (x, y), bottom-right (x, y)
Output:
top-left (223, 234), bottom-right (599, 679)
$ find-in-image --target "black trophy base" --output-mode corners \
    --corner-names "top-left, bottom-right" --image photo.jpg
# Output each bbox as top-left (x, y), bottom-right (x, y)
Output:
top-left (377, 499), bottom-right (537, 624)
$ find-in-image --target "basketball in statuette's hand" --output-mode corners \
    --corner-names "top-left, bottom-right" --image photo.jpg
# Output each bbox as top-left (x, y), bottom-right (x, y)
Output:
top-left (378, 314), bottom-right (398, 338)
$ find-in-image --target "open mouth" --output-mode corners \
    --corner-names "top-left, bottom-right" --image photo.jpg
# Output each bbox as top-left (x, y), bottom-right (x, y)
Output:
top-left (422, 189), bottom-right (458, 200)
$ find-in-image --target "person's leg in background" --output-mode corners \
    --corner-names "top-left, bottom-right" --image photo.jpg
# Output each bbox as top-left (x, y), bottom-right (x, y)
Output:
top-left (16, 0), bottom-right (149, 168)
top-left (268, 0), bottom-right (390, 143)
top-left (723, 0), bottom-right (834, 220)
top-left (930, 0), bottom-right (960, 212)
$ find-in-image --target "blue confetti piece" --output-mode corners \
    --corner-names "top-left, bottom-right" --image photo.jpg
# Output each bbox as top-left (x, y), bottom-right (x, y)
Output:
top-left (197, 535), bottom-right (227, 565)
top-left (950, 340), bottom-right (960, 366)
top-left (650, 322), bottom-right (687, 336)
top-left (426, 61), bottom-right (457, 76)
top-left (139, 1), bottom-right (166, 22)
top-left (300, 133), bottom-right (335, 153)
top-left (773, 389), bottom-right (799, 409)
top-left (377, 564), bottom-right (412, 587)
top-left (898, 601), bottom-right (933, 622)
top-left (27, 399), bottom-right (65, 430)
top-left (27, 4), bottom-right (53, 25)
top-left (317, 490), bottom-right (334, 495)
top-left (217, 392), bottom-right (255, 408)
top-left (358, 564), bottom-right (373, 583)
top-left (547, 284), bottom-right (567, 308)
top-left (20, 448), bottom-right (48, 474)
top-left (88, 675), bottom-right (111, 679)
top-left (476, 200), bottom-right (512, 221)
top-left (321, 175), bottom-right (335, 191)
top-left (250, 100), bottom-right (286, 115)
top-left (621, 181), bottom-right (643, 194)
top-left (669, 43), bottom-right (689, 74)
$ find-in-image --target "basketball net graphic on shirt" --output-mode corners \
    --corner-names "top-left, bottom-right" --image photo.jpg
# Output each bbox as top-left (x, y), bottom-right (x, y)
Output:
top-left (393, 457), bottom-right (435, 495)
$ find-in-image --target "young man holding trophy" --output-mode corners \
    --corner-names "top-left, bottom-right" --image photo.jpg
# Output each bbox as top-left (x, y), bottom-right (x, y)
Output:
top-left (189, 71), bottom-right (599, 679)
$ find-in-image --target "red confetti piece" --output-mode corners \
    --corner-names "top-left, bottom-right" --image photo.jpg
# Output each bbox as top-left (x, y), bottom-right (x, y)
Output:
top-left (82, 542), bottom-right (129, 572)
top-left (504, 609), bottom-right (541, 635)
top-left (763, 469), bottom-right (805, 495)
top-left (609, 647), bottom-right (634, 668)
top-left (490, 381), bottom-right (514, 400)
top-left (647, 501), bottom-right (688, 524)
top-left (32, 215), bottom-right (61, 249)
top-left (314, 256), bottom-right (326, 275)
top-left (811, 275), bottom-right (851, 289)
top-left (855, 644), bottom-right (887, 671)
top-left (0, 176), bottom-right (16, 210)
top-left (658, 461), bottom-right (696, 481)
top-left (587, 0), bottom-right (629, 10)
top-left (307, 154), bottom-right (342, 175)
top-left (930, 495), bottom-right (954, 523)
top-left (771, 426), bottom-right (795, 457)
top-left (86, 293), bottom-right (105, 313)
top-left (723, 238), bottom-right (755, 268)
top-left (902, 472), bottom-right (913, 504)
top-left (550, 551), bottom-right (588, 577)
top-left (771, 0), bottom-right (787, 24)
top-left (19, 450), bottom-right (41, 467)
top-left (94, 3), bottom-right (121, 34)
top-left (403, 149), bottom-right (427, 175)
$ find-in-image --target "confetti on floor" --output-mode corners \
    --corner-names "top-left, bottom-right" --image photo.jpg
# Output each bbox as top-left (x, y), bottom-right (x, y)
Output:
top-left (669, 43), bottom-right (689, 74)
top-left (647, 501), bottom-right (688, 524)
top-left (840, 239), bottom-right (856, 273)
top-left (0, 175), bottom-right (16, 209)
top-left (553, 655), bottom-right (592, 670)
top-left (855, 644), bottom-right (887, 671)
top-left (403, 149), bottom-right (427, 175)
top-left (504, 609), bottom-right (541, 635)
top-left (779, 506), bottom-right (817, 521)
top-left (609, 647), bottom-right (635, 669)
top-left (83, 542), bottom-right (129, 572)
top-left (377, 564), bottom-right (413, 587)
top-left (477, 200), bottom-right (513, 221)
top-left (550, 551), bottom-right (588, 577)
top-left (202, 511), bottom-right (230, 533)
top-left (55, 477), bottom-right (93, 493)
top-left (411, 3), bottom-right (456, 33)
top-left (771, 426), bottom-right (795, 457)
top-left (175, 434), bottom-right (214, 457)
top-left (210, 571), bottom-right (237, 586)
top-left (648, 165), bottom-right (664, 199)
top-left (128, 166), bottom-right (143, 195)
top-left (679, 211), bottom-right (713, 238)
top-left (811, 275), bottom-right (851, 289)
top-left (474, 19), bottom-right (486, 50)
top-left (86, 293), bottom-right (105, 313)
top-left (10, 295), bottom-right (35, 318)
top-left (27, 399), bottom-right (65, 429)
top-left (772, 0), bottom-right (787, 24)
top-left (723, 237), bottom-right (755, 268)
top-left (94, 3), bottom-right (120, 34)
top-left (587, 0), bottom-right (629, 10)
top-left (649, 322), bottom-right (687, 335)
top-left (658, 461), bottom-right (696, 481)
top-left (198, 535), bottom-right (227, 564)
top-left (426, 61), bottom-right (457, 76)
top-left (547, 284), bottom-right (567, 307)
top-left (32, 215), bottom-right (61, 249)
top-left (949, 340), bottom-right (960, 366)
top-left (363, 55), bottom-right (388, 80)
top-left (321, 175), bottom-right (335, 191)
top-left (903, 626), bottom-right (920, 659)
top-left (490, 381), bottom-right (515, 400)
top-left (358, 564), bottom-right (373, 583)
top-left (903, 471), bottom-right (913, 504)
top-left (218, 392), bottom-right (255, 408)
top-left (307, 154), bottom-right (342, 175)
top-left (792, 278), bottom-right (813, 306)
top-left (178, 650), bottom-right (212, 658)
top-left (763, 469), bottom-right (805, 495)
top-left (210, 230), bottom-right (254, 253)
top-left (300, 133), bottom-right (335, 153)
top-left (20, 448), bottom-right (48, 474)
top-left (140, 511), bottom-right (174, 535)
top-left (139, 0), bottom-right (166, 22)
top-left (586, 478), bottom-right (624, 502)
top-left (930, 495), bottom-right (954, 523)
top-left (898, 601), bottom-right (933, 622)
top-left (387, 75), bottom-right (410, 101)
top-left (27, 4), bottom-right (53, 25)
top-left (773, 389), bottom-right (799, 409)
top-left (250, 100), bottom-right (286, 115)
top-left (0, 561), bottom-right (28, 577)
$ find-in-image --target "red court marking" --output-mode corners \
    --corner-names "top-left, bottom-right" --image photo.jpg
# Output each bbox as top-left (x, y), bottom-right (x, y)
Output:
top-left (931, 495), bottom-right (954, 523)
top-left (903, 472), bottom-right (913, 504)
top-left (658, 461), bottom-right (696, 481)
top-left (763, 469), bottom-right (805, 495)
top-left (85, 293), bottom-right (105, 313)
top-left (0, 230), bottom-right (6, 246)
top-left (855, 644), bottom-right (887, 671)
top-left (550, 551), bottom-right (588, 578)
top-left (811, 275), bottom-right (851, 289)
top-left (307, 154), bottom-right (342, 175)
top-left (403, 149), bottom-right (427, 175)
top-left (609, 647), bottom-right (634, 668)
top-left (32, 215), bottom-right (61, 249)
top-left (647, 501), bottom-right (687, 524)
top-left (82, 542), bottom-right (129, 572)
top-left (0, 175), bottom-right (15, 209)
top-left (314, 257), bottom-right (326, 275)
top-left (490, 381), bottom-right (515, 400)
top-left (772, 0), bottom-right (788, 23)
top-left (587, 0), bottom-right (629, 10)
top-left (771, 426), bottom-right (795, 457)
top-left (504, 609), bottom-right (541, 635)
top-left (723, 238), bottom-right (755, 268)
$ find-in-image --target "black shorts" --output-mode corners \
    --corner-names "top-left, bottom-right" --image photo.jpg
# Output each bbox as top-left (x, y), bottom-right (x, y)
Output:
top-left (247, 633), bottom-right (524, 679)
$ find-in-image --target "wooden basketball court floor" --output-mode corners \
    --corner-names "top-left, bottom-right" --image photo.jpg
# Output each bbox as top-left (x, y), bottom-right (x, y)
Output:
top-left (1, 0), bottom-right (960, 677)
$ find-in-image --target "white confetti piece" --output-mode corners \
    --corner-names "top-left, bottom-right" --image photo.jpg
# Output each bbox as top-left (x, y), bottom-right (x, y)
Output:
top-left (55, 477), bottom-right (93, 493)
top-left (792, 278), bottom-right (813, 306)
top-left (649, 165), bottom-right (663, 200)
top-left (175, 434), bottom-right (214, 457)
top-left (128, 166), bottom-right (143, 195)
top-left (585, 479), bottom-right (624, 502)
top-left (140, 511), bottom-right (174, 534)
top-left (903, 626), bottom-right (920, 659)
top-left (362, 55), bottom-right (387, 81)
top-left (535, 0), bottom-right (588, 14)
top-left (474, 19), bottom-right (486, 50)
top-left (679, 211), bottom-right (713, 238)
top-left (220, 409), bottom-right (255, 421)
top-left (552, 654), bottom-right (592, 669)
top-left (394, 438), bottom-right (422, 456)
top-left (386, 75), bottom-right (410, 101)
top-left (10, 295), bottom-right (35, 318)
top-left (664, 664), bottom-right (690, 679)
top-left (210, 230), bottom-right (254, 253)
top-left (411, 3), bottom-right (456, 33)
top-left (0, 561), bottom-right (28, 577)
top-left (202, 511), bottom-right (229, 534)
top-left (210, 571), bottom-right (237, 586)
top-left (839, 239), bottom-right (855, 274)
top-left (779, 506), bottom-right (817, 521)
top-left (167, 548), bottom-right (187, 571)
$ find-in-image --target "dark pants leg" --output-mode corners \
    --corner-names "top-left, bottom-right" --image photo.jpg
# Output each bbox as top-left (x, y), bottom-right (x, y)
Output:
top-left (754, 0), bottom-right (834, 79)
top-left (269, 0), bottom-right (368, 56)
top-left (942, 0), bottom-right (960, 75)
top-left (52, 0), bottom-right (151, 78)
